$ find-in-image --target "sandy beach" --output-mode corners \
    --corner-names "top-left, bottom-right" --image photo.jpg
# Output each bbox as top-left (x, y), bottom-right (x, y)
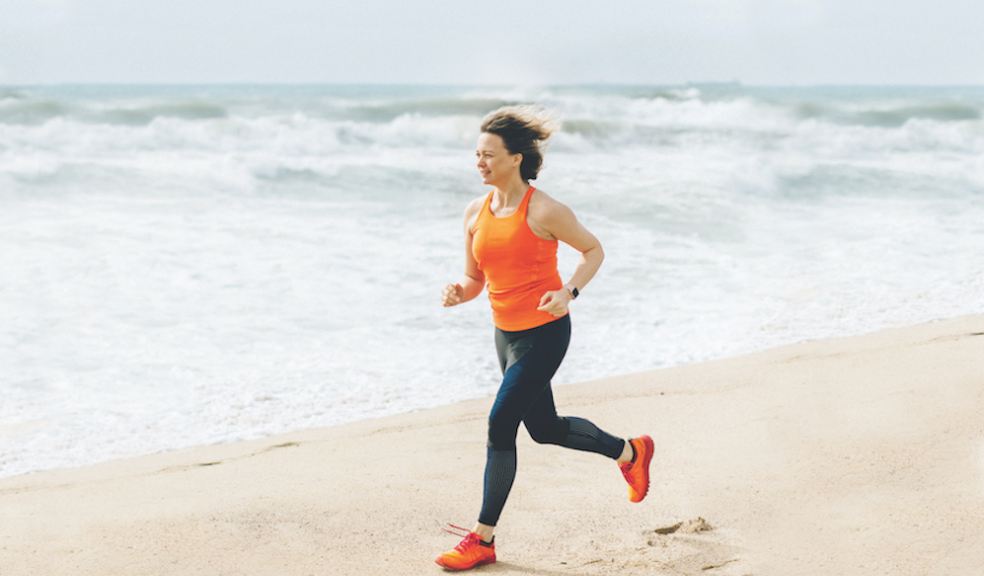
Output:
top-left (2, 314), bottom-right (983, 575)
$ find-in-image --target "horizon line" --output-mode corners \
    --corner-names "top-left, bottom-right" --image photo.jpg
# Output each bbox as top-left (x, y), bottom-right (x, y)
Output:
top-left (3, 80), bottom-right (984, 89)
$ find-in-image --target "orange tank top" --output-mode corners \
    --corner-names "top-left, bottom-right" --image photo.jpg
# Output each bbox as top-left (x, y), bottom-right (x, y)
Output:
top-left (470, 185), bottom-right (568, 331)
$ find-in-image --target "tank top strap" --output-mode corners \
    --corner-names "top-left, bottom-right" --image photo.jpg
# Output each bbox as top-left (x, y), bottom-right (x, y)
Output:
top-left (471, 191), bottom-right (494, 234)
top-left (518, 184), bottom-right (535, 215)
top-left (481, 189), bottom-right (494, 214)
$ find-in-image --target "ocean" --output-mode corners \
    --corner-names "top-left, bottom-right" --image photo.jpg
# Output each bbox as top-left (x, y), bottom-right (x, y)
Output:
top-left (1, 83), bottom-right (982, 479)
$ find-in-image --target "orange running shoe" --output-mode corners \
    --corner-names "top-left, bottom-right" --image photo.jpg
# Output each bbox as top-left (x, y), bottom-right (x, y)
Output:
top-left (434, 523), bottom-right (496, 571)
top-left (618, 435), bottom-right (654, 503)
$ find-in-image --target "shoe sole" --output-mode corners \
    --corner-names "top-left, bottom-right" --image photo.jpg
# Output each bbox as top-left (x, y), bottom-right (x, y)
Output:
top-left (631, 435), bottom-right (654, 503)
top-left (435, 556), bottom-right (496, 571)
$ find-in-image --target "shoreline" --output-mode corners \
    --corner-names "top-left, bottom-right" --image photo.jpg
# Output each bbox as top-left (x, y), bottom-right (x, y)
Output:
top-left (3, 312), bottom-right (975, 484)
top-left (2, 313), bottom-right (983, 575)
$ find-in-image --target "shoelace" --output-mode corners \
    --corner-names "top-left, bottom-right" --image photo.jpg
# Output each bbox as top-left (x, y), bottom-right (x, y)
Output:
top-left (619, 451), bottom-right (640, 483)
top-left (621, 454), bottom-right (636, 469)
top-left (442, 522), bottom-right (472, 538)
top-left (442, 523), bottom-right (486, 553)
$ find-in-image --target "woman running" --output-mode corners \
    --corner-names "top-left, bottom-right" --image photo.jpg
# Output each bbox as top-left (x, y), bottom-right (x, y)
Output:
top-left (434, 105), bottom-right (654, 571)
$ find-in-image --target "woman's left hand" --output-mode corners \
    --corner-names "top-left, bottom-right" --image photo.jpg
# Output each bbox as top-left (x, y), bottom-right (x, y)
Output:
top-left (537, 289), bottom-right (572, 317)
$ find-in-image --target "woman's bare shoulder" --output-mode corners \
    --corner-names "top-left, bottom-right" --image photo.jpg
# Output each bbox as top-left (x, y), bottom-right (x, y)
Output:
top-left (529, 187), bottom-right (569, 218)
top-left (464, 193), bottom-right (488, 232)
top-left (528, 188), bottom-right (576, 240)
top-left (465, 193), bottom-right (488, 217)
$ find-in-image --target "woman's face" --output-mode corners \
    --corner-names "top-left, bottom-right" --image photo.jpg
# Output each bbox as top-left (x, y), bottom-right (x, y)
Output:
top-left (475, 132), bottom-right (520, 186)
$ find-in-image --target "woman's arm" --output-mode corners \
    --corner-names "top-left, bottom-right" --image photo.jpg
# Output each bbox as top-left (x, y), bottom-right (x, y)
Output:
top-left (535, 200), bottom-right (604, 315)
top-left (442, 199), bottom-right (486, 307)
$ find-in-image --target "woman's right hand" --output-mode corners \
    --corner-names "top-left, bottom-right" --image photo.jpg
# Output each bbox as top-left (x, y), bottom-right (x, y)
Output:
top-left (442, 283), bottom-right (465, 307)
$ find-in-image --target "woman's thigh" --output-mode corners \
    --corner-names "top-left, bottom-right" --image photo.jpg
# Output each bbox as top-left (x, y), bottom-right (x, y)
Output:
top-left (490, 316), bottom-right (571, 424)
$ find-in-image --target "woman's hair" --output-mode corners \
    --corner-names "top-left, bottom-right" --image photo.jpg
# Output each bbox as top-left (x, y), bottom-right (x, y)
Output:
top-left (480, 105), bottom-right (559, 182)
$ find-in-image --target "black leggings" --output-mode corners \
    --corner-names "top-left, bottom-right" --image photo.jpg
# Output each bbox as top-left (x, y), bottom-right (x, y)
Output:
top-left (479, 313), bottom-right (626, 527)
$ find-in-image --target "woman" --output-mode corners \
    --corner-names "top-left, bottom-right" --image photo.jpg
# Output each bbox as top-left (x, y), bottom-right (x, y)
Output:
top-left (434, 105), bottom-right (654, 571)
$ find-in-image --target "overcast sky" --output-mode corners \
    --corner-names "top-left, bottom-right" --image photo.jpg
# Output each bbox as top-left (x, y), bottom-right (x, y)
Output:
top-left (2, 0), bottom-right (981, 85)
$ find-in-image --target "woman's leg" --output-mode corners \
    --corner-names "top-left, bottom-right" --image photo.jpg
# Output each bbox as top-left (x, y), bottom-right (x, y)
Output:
top-left (522, 384), bottom-right (627, 460)
top-left (477, 316), bottom-right (571, 531)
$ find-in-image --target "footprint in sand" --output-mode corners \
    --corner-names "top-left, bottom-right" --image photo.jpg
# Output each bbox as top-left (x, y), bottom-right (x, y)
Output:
top-left (651, 516), bottom-right (714, 536)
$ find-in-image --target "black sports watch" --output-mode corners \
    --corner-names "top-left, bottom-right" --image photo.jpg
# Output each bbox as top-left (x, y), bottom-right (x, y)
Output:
top-left (565, 284), bottom-right (579, 299)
